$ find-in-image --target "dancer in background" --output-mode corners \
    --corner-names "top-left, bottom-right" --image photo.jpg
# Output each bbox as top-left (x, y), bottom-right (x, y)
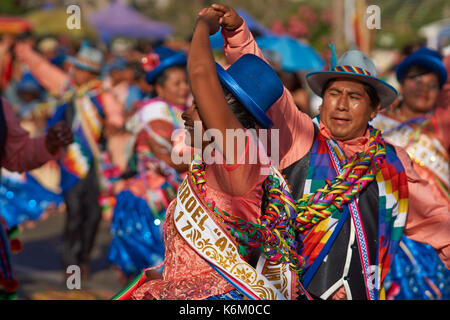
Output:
top-left (15, 40), bottom-right (124, 279)
top-left (112, 8), bottom-right (307, 300)
top-left (0, 97), bottom-right (73, 299)
top-left (371, 47), bottom-right (450, 300)
top-left (108, 49), bottom-right (190, 285)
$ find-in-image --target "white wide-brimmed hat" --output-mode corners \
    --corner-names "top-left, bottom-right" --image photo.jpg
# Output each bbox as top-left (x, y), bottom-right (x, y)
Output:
top-left (306, 45), bottom-right (398, 108)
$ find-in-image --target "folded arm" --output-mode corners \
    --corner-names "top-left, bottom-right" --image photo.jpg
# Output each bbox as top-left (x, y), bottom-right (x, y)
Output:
top-left (396, 146), bottom-right (450, 268)
top-left (1, 98), bottom-right (62, 172)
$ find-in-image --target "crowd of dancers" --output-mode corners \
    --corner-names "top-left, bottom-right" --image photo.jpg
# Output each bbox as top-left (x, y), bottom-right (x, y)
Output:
top-left (0, 4), bottom-right (448, 300)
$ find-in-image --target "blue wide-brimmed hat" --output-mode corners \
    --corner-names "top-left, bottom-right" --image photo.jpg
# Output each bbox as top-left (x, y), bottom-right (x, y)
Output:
top-left (396, 47), bottom-right (447, 88)
top-left (68, 41), bottom-right (103, 74)
top-left (307, 45), bottom-right (398, 108)
top-left (216, 54), bottom-right (284, 129)
top-left (17, 72), bottom-right (44, 95)
top-left (145, 47), bottom-right (187, 84)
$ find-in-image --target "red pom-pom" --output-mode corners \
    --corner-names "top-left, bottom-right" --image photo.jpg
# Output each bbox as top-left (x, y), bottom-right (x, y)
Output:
top-left (10, 239), bottom-right (22, 253)
top-left (1, 278), bottom-right (18, 293)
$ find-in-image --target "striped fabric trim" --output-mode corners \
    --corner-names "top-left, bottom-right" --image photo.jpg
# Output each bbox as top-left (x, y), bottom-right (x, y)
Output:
top-left (332, 65), bottom-right (372, 76)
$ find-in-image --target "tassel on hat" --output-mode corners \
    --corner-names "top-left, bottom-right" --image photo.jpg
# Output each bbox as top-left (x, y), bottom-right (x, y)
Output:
top-left (329, 43), bottom-right (337, 70)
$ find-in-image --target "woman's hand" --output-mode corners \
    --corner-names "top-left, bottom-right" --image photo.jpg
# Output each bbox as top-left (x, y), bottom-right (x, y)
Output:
top-left (196, 7), bottom-right (223, 35)
top-left (210, 4), bottom-right (243, 32)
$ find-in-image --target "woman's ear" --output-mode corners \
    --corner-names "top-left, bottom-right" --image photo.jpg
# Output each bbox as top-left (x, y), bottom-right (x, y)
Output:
top-left (370, 103), bottom-right (382, 120)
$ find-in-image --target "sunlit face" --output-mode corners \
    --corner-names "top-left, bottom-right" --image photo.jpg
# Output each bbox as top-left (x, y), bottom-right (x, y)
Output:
top-left (155, 67), bottom-right (190, 107)
top-left (320, 78), bottom-right (379, 141)
top-left (400, 71), bottom-right (440, 114)
top-left (181, 103), bottom-right (207, 149)
top-left (72, 67), bottom-right (98, 87)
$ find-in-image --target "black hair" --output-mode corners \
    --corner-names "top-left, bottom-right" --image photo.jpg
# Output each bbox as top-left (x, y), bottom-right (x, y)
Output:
top-left (128, 61), bottom-right (145, 81)
top-left (401, 64), bottom-right (438, 83)
top-left (222, 87), bottom-right (258, 129)
top-left (321, 78), bottom-right (380, 109)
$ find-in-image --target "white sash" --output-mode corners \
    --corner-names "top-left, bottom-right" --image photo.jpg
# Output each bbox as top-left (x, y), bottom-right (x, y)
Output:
top-left (173, 165), bottom-right (295, 300)
top-left (371, 114), bottom-right (449, 187)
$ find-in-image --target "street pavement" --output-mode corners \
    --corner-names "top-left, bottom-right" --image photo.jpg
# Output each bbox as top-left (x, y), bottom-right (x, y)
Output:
top-left (11, 211), bottom-right (124, 300)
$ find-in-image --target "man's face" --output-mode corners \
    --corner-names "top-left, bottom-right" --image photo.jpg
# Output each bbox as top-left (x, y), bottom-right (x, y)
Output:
top-left (72, 67), bottom-right (98, 87)
top-left (320, 78), bottom-right (379, 141)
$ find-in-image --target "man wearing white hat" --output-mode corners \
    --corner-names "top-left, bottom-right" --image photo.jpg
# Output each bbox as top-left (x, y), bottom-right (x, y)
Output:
top-left (15, 40), bottom-right (124, 278)
top-left (205, 4), bottom-right (449, 300)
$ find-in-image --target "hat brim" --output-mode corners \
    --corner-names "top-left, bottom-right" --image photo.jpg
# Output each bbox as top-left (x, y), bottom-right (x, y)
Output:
top-left (306, 71), bottom-right (398, 108)
top-left (396, 55), bottom-right (447, 88)
top-left (145, 53), bottom-right (187, 84)
top-left (68, 56), bottom-right (101, 74)
top-left (216, 63), bottom-right (274, 129)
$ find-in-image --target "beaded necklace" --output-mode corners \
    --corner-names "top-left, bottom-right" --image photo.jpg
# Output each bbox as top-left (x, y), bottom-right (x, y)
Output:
top-left (189, 161), bottom-right (305, 277)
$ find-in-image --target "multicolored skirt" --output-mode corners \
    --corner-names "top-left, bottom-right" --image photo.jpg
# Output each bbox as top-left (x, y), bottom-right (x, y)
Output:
top-left (385, 235), bottom-right (450, 300)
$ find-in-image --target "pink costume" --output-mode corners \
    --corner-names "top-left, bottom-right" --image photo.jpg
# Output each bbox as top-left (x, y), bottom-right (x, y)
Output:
top-left (130, 132), bottom-right (270, 300)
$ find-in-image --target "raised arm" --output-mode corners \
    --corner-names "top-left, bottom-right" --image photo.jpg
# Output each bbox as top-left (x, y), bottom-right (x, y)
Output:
top-left (14, 42), bottom-right (69, 94)
top-left (188, 8), bottom-right (245, 164)
top-left (210, 4), bottom-right (315, 168)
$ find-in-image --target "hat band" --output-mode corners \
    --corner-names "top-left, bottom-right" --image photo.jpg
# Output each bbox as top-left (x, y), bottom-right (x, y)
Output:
top-left (74, 56), bottom-right (101, 71)
top-left (332, 65), bottom-right (372, 76)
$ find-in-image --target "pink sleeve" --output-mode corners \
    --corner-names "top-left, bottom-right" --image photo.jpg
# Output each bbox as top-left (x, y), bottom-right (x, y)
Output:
top-left (222, 22), bottom-right (314, 169)
top-left (15, 43), bottom-right (68, 94)
top-left (396, 146), bottom-right (450, 268)
top-left (1, 98), bottom-right (60, 172)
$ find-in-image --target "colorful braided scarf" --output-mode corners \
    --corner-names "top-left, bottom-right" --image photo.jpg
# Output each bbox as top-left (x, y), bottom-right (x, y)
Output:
top-left (295, 128), bottom-right (386, 232)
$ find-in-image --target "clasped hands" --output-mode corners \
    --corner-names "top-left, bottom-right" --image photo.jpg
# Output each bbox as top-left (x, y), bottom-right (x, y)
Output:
top-left (196, 4), bottom-right (244, 35)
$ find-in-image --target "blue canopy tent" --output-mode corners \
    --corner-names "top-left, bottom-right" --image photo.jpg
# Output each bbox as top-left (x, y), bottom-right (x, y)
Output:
top-left (255, 35), bottom-right (325, 72)
top-left (210, 8), bottom-right (273, 50)
top-left (88, 1), bottom-right (173, 42)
